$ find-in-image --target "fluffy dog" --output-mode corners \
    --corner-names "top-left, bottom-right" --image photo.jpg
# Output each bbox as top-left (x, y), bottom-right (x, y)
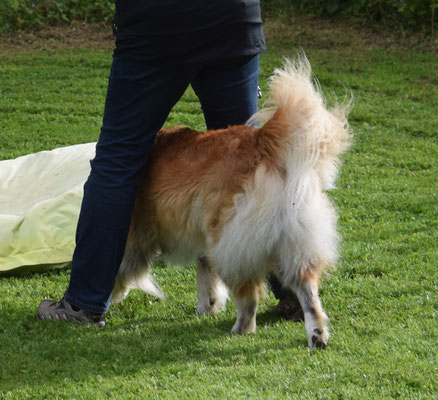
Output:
top-left (111, 55), bottom-right (351, 349)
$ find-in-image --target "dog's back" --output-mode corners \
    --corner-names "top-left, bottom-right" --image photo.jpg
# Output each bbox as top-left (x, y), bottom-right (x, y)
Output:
top-left (137, 124), bottom-right (286, 264)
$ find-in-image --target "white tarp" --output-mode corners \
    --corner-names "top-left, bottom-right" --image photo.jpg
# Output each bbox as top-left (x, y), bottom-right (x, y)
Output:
top-left (0, 143), bottom-right (95, 274)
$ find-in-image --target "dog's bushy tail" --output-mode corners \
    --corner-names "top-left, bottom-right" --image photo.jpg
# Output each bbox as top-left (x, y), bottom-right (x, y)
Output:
top-left (249, 54), bottom-right (352, 190)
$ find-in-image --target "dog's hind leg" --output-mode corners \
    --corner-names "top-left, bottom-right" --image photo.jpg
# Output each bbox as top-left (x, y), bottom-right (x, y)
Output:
top-left (291, 268), bottom-right (329, 349)
top-left (196, 256), bottom-right (228, 315)
top-left (230, 282), bottom-right (261, 334)
top-left (112, 230), bottom-right (163, 303)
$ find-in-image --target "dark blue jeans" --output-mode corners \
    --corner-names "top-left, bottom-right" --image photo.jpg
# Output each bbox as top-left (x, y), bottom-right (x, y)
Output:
top-left (64, 54), bottom-right (260, 314)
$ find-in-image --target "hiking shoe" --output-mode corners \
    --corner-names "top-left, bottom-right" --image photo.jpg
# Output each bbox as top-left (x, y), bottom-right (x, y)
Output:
top-left (271, 296), bottom-right (304, 321)
top-left (37, 298), bottom-right (105, 327)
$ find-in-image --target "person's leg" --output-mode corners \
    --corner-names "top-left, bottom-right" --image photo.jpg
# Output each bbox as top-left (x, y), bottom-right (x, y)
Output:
top-left (268, 273), bottom-right (304, 321)
top-left (190, 55), bottom-right (259, 130)
top-left (191, 55), bottom-right (303, 320)
top-left (42, 56), bottom-right (193, 318)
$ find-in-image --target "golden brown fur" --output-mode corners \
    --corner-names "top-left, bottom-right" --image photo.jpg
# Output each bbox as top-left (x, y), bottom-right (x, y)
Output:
top-left (135, 120), bottom-right (286, 246)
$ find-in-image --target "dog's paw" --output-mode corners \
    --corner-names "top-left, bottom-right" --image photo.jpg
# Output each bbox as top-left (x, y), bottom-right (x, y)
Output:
top-left (231, 324), bottom-right (256, 335)
top-left (111, 288), bottom-right (129, 304)
top-left (231, 319), bottom-right (256, 335)
top-left (111, 294), bottom-right (127, 304)
top-left (210, 295), bottom-right (227, 315)
top-left (196, 301), bottom-right (210, 316)
top-left (308, 328), bottom-right (329, 350)
top-left (197, 296), bottom-right (227, 315)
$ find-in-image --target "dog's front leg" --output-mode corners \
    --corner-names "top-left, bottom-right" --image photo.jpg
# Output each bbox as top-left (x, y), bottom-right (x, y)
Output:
top-left (293, 268), bottom-right (329, 349)
top-left (196, 257), bottom-right (228, 315)
top-left (231, 282), bottom-right (261, 334)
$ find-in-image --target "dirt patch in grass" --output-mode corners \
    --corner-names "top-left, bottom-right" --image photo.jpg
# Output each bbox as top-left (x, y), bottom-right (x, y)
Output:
top-left (0, 23), bottom-right (114, 56)
top-left (263, 14), bottom-right (438, 53)
top-left (0, 16), bottom-right (436, 57)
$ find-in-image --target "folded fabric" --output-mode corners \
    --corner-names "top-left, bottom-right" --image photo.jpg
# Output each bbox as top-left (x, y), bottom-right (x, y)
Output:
top-left (0, 143), bottom-right (96, 275)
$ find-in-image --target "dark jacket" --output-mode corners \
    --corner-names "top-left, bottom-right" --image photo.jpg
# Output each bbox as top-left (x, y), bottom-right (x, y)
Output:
top-left (113, 0), bottom-right (266, 63)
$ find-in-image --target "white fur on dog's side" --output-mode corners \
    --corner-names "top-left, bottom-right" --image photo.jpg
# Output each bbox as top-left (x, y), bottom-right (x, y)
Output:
top-left (214, 55), bottom-right (351, 288)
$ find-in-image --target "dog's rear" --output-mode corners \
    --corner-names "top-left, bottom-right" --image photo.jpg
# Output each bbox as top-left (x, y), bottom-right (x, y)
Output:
top-left (112, 55), bottom-right (351, 349)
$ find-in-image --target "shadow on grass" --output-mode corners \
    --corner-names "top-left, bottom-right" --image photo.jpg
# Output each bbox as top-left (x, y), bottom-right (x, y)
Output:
top-left (0, 302), bottom-right (305, 392)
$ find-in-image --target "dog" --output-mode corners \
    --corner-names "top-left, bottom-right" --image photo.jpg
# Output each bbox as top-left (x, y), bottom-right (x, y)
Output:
top-left (111, 55), bottom-right (352, 349)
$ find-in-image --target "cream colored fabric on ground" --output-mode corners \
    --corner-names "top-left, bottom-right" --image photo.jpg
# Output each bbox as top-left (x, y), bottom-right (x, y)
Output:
top-left (0, 143), bottom-right (96, 274)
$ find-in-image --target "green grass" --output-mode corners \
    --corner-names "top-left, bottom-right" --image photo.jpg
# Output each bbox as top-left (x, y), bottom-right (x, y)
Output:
top-left (1, 16), bottom-right (438, 399)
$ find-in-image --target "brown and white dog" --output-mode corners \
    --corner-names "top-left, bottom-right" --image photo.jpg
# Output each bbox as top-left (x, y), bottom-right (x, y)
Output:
top-left (111, 56), bottom-right (351, 349)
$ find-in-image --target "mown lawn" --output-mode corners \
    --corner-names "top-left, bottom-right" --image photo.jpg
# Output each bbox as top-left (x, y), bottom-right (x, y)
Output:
top-left (0, 14), bottom-right (437, 399)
